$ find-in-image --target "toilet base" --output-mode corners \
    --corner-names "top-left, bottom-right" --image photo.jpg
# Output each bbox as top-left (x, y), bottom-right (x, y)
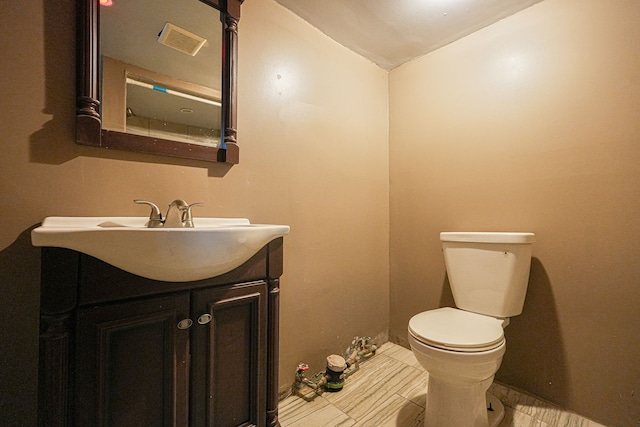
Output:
top-left (486, 392), bottom-right (505, 427)
top-left (424, 376), bottom-right (504, 427)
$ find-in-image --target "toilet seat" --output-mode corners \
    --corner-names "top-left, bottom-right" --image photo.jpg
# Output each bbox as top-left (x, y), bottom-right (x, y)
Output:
top-left (408, 307), bottom-right (505, 353)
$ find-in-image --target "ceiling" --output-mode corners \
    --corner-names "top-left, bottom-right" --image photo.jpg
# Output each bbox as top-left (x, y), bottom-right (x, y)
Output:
top-left (274, 0), bottom-right (545, 70)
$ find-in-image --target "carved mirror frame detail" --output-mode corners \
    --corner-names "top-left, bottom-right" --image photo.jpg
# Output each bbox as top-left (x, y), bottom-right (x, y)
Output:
top-left (76, 0), bottom-right (243, 164)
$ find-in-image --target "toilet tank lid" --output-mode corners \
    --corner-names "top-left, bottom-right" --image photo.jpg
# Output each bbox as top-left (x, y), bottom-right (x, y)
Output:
top-left (440, 232), bottom-right (535, 244)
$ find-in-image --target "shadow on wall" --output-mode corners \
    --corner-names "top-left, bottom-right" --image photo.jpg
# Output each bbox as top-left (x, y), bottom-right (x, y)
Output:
top-left (438, 275), bottom-right (455, 308)
top-left (495, 258), bottom-right (571, 407)
top-left (0, 226), bottom-right (41, 426)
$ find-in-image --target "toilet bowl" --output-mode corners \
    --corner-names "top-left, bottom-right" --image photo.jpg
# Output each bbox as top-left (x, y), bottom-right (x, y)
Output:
top-left (408, 232), bottom-right (535, 427)
top-left (409, 308), bottom-right (507, 427)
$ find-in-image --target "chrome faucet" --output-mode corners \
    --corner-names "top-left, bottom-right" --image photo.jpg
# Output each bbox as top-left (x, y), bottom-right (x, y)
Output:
top-left (134, 199), bottom-right (163, 227)
top-left (182, 202), bottom-right (204, 227)
top-left (163, 199), bottom-right (189, 227)
top-left (134, 199), bottom-right (203, 228)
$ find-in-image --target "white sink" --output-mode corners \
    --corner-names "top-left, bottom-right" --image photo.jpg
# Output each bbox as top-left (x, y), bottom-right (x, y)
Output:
top-left (31, 217), bottom-right (290, 282)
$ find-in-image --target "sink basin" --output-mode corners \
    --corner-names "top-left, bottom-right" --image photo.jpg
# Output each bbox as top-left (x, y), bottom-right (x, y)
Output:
top-left (31, 217), bottom-right (290, 282)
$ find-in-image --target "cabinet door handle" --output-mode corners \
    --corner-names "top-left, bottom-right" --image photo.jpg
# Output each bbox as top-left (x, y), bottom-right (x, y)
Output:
top-left (197, 314), bottom-right (212, 325)
top-left (177, 318), bottom-right (193, 330)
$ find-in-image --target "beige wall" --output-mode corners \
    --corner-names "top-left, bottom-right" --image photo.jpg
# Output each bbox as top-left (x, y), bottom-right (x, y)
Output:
top-left (0, 0), bottom-right (389, 424)
top-left (2, 0), bottom-right (639, 425)
top-left (389, 0), bottom-right (640, 426)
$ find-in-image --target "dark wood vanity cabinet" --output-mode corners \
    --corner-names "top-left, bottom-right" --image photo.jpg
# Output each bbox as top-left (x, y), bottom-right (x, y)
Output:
top-left (38, 239), bottom-right (283, 427)
top-left (74, 292), bottom-right (192, 426)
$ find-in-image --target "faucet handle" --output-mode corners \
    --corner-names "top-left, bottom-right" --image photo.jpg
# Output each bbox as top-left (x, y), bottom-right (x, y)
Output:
top-left (183, 202), bottom-right (204, 228)
top-left (134, 199), bottom-right (163, 227)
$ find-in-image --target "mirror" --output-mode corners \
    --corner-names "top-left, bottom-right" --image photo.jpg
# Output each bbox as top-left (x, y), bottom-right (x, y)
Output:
top-left (76, 0), bottom-right (243, 164)
top-left (101, 1), bottom-right (222, 147)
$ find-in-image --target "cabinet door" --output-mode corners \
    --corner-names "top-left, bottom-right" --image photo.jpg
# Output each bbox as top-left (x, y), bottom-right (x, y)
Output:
top-left (75, 293), bottom-right (191, 427)
top-left (191, 281), bottom-right (268, 427)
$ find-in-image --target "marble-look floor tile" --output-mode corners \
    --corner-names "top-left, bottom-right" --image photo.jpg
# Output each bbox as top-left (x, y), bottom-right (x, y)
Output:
top-left (280, 343), bottom-right (605, 427)
top-left (397, 373), bottom-right (428, 407)
top-left (323, 355), bottom-right (404, 404)
top-left (352, 394), bottom-right (424, 427)
top-left (553, 412), bottom-right (607, 427)
top-left (325, 357), bottom-right (415, 418)
top-left (377, 341), bottom-right (422, 368)
top-left (499, 405), bottom-right (551, 427)
top-left (490, 383), bottom-right (606, 427)
top-left (377, 342), bottom-right (430, 406)
top-left (279, 394), bottom-right (356, 427)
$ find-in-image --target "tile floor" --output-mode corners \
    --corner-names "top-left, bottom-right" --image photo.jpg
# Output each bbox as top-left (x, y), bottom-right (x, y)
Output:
top-left (278, 342), bottom-right (605, 427)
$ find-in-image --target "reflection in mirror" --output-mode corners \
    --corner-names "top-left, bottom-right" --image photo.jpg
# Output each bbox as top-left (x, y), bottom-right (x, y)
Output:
top-left (125, 76), bottom-right (221, 145)
top-left (76, 0), bottom-right (242, 164)
top-left (100, 0), bottom-right (222, 147)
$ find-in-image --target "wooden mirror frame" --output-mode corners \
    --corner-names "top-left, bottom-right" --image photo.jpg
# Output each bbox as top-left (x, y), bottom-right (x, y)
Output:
top-left (76, 0), bottom-right (243, 164)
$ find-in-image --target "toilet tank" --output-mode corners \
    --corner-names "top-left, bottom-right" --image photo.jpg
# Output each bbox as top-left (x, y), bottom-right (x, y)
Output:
top-left (440, 232), bottom-right (535, 318)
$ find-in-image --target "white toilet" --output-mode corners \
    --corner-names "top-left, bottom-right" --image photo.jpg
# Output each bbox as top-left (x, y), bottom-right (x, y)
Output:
top-left (408, 232), bottom-right (535, 427)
